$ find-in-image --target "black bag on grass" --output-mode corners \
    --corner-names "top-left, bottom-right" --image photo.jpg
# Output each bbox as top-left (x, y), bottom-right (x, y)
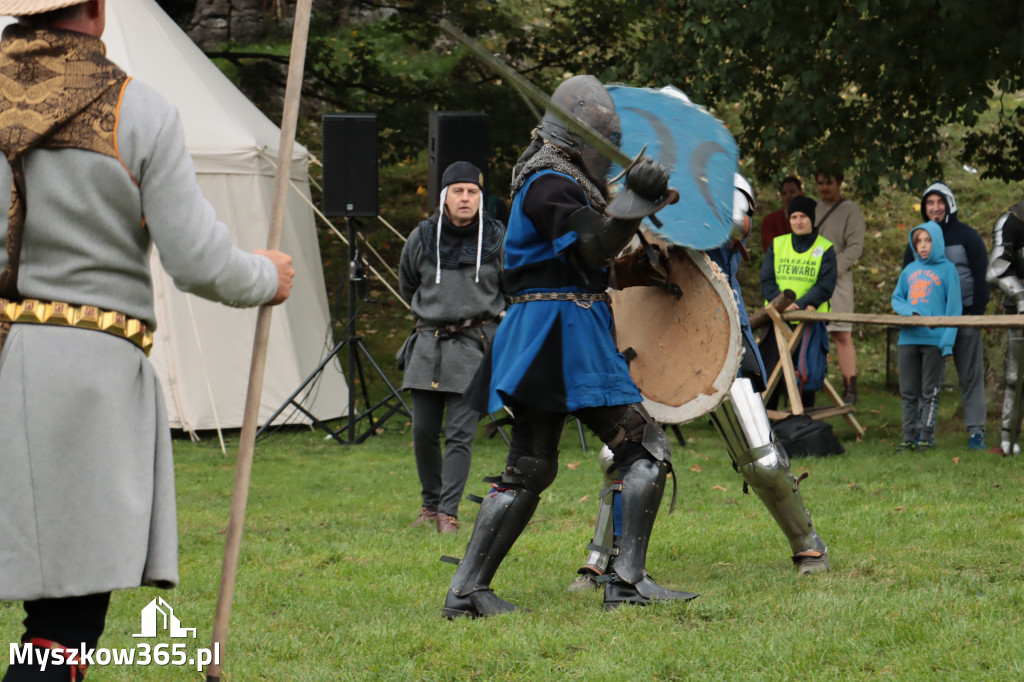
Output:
top-left (773, 415), bottom-right (844, 458)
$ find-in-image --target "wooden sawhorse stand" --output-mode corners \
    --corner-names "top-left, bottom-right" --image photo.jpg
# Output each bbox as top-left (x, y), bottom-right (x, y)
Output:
top-left (761, 306), bottom-right (865, 439)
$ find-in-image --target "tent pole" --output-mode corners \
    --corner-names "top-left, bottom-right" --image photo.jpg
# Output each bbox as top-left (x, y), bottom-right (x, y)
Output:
top-left (205, 0), bottom-right (313, 679)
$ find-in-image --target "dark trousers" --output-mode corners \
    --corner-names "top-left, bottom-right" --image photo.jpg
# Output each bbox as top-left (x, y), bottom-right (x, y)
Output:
top-left (898, 344), bottom-right (944, 443)
top-left (411, 389), bottom-right (480, 518)
top-left (504, 403), bottom-right (659, 492)
top-left (952, 327), bottom-right (986, 435)
top-left (3, 592), bottom-right (110, 681)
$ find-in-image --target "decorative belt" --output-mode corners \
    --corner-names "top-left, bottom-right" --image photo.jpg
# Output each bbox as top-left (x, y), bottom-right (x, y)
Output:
top-left (509, 291), bottom-right (608, 308)
top-left (0, 297), bottom-right (153, 355)
top-left (414, 317), bottom-right (491, 337)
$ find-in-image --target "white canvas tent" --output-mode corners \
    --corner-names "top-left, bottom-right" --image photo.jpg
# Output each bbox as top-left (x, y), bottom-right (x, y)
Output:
top-left (2, 1), bottom-right (349, 432)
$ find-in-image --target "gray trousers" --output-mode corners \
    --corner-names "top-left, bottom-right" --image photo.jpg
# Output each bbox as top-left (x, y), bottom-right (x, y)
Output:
top-left (898, 344), bottom-right (945, 443)
top-left (411, 389), bottom-right (479, 518)
top-left (952, 327), bottom-right (987, 435)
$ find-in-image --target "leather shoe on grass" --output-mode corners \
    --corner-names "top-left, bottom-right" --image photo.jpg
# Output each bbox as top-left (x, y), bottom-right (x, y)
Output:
top-left (410, 507), bottom-right (437, 528)
top-left (437, 513), bottom-right (459, 534)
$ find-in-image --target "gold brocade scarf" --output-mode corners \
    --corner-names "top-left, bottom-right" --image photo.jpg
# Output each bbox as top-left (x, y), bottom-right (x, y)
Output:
top-left (0, 25), bottom-right (127, 351)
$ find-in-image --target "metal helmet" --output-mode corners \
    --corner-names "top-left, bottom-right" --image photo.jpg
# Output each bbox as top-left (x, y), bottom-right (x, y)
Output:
top-left (732, 173), bottom-right (754, 238)
top-left (535, 75), bottom-right (620, 181)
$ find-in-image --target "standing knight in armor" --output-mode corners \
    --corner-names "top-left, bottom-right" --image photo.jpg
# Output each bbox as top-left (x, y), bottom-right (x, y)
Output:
top-left (986, 197), bottom-right (1024, 456)
top-left (441, 75), bottom-right (697, 618)
top-left (569, 175), bottom-right (829, 593)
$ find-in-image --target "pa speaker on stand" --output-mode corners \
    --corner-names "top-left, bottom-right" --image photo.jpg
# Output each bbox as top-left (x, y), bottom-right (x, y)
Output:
top-left (257, 113), bottom-right (410, 445)
top-left (427, 112), bottom-right (489, 213)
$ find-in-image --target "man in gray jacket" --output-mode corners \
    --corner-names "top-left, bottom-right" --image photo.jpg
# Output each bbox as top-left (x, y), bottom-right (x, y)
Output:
top-left (0, 1), bottom-right (293, 679)
top-left (903, 181), bottom-right (990, 449)
top-left (399, 161), bottom-right (505, 534)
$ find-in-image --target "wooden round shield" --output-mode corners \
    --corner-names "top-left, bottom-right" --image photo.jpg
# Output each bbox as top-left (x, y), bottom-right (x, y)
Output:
top-left (609, 243), bottom-right (741, 424)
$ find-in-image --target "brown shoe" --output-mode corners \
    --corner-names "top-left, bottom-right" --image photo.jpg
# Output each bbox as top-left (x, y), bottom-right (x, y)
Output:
top-left (437, 513), bottom-right (459, 534)
top-left (411, 507), bottom-right (438, 528)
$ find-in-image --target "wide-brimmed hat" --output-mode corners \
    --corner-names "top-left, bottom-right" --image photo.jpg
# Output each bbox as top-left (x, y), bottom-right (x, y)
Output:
top-left (0, 0), bottom-right (89, 16)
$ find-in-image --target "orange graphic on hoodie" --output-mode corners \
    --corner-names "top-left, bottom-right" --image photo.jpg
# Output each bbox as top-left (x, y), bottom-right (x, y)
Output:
top-left (909, 271), bottom-right (941, 305)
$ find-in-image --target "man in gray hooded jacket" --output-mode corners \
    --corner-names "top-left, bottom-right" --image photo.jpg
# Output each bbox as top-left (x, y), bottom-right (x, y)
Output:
top-left (399, 161), bottom-right (506, 534)
top-left (903, 182), bottom-right (990, 449)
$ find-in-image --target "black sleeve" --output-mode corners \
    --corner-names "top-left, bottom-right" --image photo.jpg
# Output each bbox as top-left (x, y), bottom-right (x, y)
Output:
top-left (760, 246), bottom-right (780, 302)
top-left (965, 228), bottom-right (990, 313)
top-left (902, 242), bottom-right (913, 268)
top-left (522, 173), bottom-right (590, 244)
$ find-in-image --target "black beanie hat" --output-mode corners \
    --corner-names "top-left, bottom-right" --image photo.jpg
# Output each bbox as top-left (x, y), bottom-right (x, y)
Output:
top-left (787, 195), bottom-right (817, 225)
top-left (441, 161), bottom-right (484, 189)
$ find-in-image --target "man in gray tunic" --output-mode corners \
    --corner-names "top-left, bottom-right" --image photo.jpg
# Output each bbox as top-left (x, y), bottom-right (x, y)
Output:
top-left (0, 1), bottom-right (294, 679)
top-left (399, 161), bottom-right (505, 533)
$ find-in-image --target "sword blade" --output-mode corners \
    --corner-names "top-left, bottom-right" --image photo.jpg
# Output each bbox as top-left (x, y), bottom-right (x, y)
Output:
top-left (438, 19), bottom-right (632, 169)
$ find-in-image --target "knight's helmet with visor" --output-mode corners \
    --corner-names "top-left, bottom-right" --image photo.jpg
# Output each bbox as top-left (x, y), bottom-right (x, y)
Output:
top-left (534, 75), bottom-right (621, 182)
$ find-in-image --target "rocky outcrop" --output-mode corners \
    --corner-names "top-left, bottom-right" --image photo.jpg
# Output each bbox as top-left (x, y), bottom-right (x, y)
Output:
top-left (188, 0), bottom-right (267, 48)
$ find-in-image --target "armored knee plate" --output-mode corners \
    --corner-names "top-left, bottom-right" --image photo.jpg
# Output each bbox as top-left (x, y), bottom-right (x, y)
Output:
top-left (597, 403), bottom-right (671, 469)
top-left (709, 378), bottom-right (827, 557)
top-left (500, 455), bottom-right (560, 496)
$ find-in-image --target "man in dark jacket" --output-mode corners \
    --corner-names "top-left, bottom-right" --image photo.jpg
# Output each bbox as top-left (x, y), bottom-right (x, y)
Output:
top-left (903, 182), bottom-right (990, 449)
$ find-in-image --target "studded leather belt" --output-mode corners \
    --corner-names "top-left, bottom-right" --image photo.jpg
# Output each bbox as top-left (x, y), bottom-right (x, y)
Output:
top-left (0, 297), bottom-right (153, 355)
top-left (508, 291), bottom-right (608, 306)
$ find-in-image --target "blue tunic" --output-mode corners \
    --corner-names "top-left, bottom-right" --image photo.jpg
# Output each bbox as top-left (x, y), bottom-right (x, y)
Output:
top-left (485, 170), bottom-right (642, 413)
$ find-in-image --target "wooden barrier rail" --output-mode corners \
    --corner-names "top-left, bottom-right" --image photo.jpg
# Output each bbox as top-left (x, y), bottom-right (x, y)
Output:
top-left (780, 311), bottom-right (1023, 328)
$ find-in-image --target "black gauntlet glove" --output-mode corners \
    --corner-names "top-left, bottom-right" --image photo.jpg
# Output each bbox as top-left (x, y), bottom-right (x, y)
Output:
top-left (625, 157), bottom-right (671, 201)
top-left (606, 155), bottom-right (679, 223)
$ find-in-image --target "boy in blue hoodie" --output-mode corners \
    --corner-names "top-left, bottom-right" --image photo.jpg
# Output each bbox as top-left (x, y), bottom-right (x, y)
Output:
top-left (892, 221), bottom-right (963, 450)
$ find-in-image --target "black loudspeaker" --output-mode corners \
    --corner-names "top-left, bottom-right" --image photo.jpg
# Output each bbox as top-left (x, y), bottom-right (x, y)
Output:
top-left (322, 113), bottom-right (378, 217)
top-left (428, 112), bottom-right (489, 213)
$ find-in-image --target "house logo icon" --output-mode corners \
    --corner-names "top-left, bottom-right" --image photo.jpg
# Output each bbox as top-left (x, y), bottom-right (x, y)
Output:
top-left (132, 597), bottom-right (197, 639)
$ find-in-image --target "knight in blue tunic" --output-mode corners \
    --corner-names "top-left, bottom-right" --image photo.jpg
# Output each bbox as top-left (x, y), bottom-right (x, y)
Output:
top-left (442, 75), bottom-right (697, 617)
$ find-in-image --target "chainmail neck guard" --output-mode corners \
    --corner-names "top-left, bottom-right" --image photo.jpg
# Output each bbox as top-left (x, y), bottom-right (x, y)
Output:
top-left (510, 138), bottom-right (607, 211)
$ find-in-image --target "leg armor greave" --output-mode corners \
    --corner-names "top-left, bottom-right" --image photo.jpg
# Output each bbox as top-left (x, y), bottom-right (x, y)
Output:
top-left (1000, 328), bottom-right (1024, 454)
top-left (574, 403), bottom-right (670, 577)
top-left (577, 446), bottom-right (618, 576)
top-left (709, 378), bottom-right (827, 559)
top-left (443, 486), bottom-right (541, 618)
top-left (604, 457), bottom-right (698, 607)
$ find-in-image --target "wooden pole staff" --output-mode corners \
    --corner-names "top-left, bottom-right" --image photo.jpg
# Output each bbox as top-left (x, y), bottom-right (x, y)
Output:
top-left (205, 1), bottom-right (313, 679)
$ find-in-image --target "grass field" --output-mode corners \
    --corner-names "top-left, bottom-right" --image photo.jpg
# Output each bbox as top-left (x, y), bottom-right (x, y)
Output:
top-left (4, 369), bottom-right (1022, 680)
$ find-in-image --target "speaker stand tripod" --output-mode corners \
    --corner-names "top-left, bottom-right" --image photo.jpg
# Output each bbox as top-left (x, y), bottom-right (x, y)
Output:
top-left (257, 218), bottom-right (410, 445)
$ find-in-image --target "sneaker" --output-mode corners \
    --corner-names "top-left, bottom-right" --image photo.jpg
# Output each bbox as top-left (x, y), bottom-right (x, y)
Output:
top-left (895, 441), bottom-right (916, 452)
top-left (968, 433), bottom-right (985, 450)
top-left (793, 550), bottom-right (830, 575)
top-left (1000, 441), bottom-right (1021, 456)
top-left (915, 439), bottom-right (935, 451)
